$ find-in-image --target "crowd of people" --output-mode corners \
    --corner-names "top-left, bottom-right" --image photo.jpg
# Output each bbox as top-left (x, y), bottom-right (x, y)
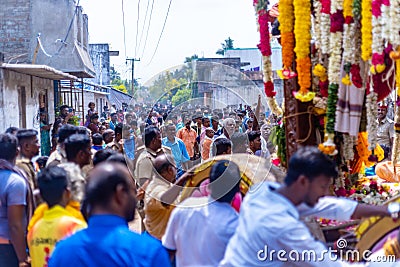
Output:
top-left (1, 99), bottom-right (400, 267)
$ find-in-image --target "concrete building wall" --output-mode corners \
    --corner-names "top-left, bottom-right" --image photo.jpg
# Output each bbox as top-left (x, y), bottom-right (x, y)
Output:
top-left (0, 0), bottom-right (32, 63)
top-left (0, 69), bottom-right (54, 132)
top-left (225, 48), bottom-right (263, 71)
top-left (87, 44), bottom-right (111, 86)
top-left (82, 91), bottom-right (108, 111)
top-left (1, 0), bottom-right (94, 77)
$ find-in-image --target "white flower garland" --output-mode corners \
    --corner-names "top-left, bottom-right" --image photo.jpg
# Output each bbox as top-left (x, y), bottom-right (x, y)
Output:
top-left (313, 0), bottom-right (322, 49)
top-left (343, 134), bottom-right (356, 161)
top-left (352, 22), bottom-right (362, 65)
top-left (328, 0), bottom-right (344, 83)
top-left (342, 24), bottom-right (354, 64)
top-left (328, 32), bottom-right (343, 84)
top-left (320, 13), bottom-right (331, 54)
top-left (331, 0), bottom-right (342, 14)
top-left (381, 1), bottom-right (390, 41)
top-left (366, 87), bottom-right (378, 150)
top-left (371, 7), bottom-right (383, 56)
top-left (390, 0), bottom-right (400, 48)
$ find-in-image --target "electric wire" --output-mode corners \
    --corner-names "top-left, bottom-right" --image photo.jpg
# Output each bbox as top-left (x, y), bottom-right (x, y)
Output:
top-left (137, 0), bottom-right (150, 56)
top-left (146, 0), bottom-right (173, 65)
top-left (121, 0), bottom-right (127, 58)
top-left (134, 0), bottom-right (141, 58)
top-left (140, 0), bottom-right (155, 59)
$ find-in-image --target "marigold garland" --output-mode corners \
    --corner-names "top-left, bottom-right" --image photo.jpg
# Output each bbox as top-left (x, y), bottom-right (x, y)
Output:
top-left (313, 64), bottom-right (329, 97)
top-left (279, 0), bottom-right (295, 77)
top-left (293, 0), bottom-right (314, 101)
top-left (361, 0), bottom-right (372, 61)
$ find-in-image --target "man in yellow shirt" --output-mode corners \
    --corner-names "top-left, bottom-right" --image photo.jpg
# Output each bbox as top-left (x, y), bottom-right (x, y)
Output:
top-left (144, 154), bottom-right (191, 240)
top-left (27, 166), bottom-right (87, 267)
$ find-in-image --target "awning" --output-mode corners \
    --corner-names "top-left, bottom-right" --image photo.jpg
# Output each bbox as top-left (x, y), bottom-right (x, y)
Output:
top-left (1, 63), bottom-right (78, 80)
top-left (108, 87), bottom-right (132, 110)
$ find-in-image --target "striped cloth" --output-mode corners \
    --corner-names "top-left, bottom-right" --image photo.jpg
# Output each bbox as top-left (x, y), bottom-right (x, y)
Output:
top-left (335, 62), bottom-right (365, 136)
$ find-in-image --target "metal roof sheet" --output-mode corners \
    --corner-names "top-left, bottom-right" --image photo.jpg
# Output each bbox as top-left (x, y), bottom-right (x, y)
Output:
top-left (1, 63), bottom-right (78, 80)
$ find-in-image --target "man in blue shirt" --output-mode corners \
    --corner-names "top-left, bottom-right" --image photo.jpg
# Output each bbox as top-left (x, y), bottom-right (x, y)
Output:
top-left (162, 123), bottom-right (190, 178)
top-left (48, 162), bottom-right (170, 267)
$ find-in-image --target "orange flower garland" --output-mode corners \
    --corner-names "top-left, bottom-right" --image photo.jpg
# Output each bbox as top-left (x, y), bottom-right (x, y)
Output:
top-left (279, 0), bottom-right (296, 78)
top-left (341, 0), bottom-right (355, 85)
top-left (293, 0), bottom-right (315, 101)
top-left (361, 0), bottom-right (372, 61)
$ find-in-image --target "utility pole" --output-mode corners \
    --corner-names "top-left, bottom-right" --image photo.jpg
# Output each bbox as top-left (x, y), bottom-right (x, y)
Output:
top-left (126, 58), bottom-right (140, 96)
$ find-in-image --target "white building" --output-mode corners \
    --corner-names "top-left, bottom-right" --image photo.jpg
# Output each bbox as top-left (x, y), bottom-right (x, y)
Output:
top-left (0, 61), bottom-right (77, 132)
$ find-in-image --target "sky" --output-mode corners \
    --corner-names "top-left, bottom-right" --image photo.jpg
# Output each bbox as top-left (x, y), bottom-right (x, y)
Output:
top-left (80, 0), bottom-right (260, 84)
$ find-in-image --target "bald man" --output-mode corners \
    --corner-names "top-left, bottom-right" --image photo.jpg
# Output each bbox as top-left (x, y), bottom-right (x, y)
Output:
top-left (49, 162), bottom-right (170, 266)
top-left (144, 154), bottom-right (191, 240)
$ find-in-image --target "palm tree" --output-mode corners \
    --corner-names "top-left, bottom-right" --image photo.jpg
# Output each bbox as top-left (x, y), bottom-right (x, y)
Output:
top-left (110, 66), bottom-right (121, 81)
top-left (216, 37), bottom-right (234, 56)
top-left (184, 54), bottom-right (199, 63)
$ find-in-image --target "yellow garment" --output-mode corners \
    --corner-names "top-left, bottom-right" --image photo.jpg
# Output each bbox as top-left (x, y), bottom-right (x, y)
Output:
top-left (352, 132), bottom-right (384, 173)
top-left (28, 200), bottom-right (84, 231)
top-left (27, 205), bottom-right (87, 267)
top-left (144, 176), bottom-right (176, 240)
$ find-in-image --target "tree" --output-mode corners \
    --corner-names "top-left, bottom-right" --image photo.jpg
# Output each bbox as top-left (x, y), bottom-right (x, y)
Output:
top-left (111, 78), bottom-right (128, 94)
top-left (171, 87), bottom-right (192, 106)
top-left (184, 54), bottom-right (199, 63)
top-left (110, 66), bottom-right (121, 81)
top-left (110, 67), bottom-right (129, 94)
top-left (216, 37), bottom-right (234, 56)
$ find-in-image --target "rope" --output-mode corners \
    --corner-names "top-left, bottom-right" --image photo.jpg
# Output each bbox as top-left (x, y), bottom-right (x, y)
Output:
top-left (37, 35), bottom-right (53, 58)
top-left (382, 59), bottom-right (397, 90)
top-left (283, 106), bottom-right (315, 143)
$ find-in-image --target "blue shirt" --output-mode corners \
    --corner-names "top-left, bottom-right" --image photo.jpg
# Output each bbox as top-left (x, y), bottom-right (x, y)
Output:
top-left (124, 137), bottom-right (135, 160)
top-left (48, 215), bottom-right (170, 267)
top-left (91, 145), bottom-right (103, 151)
top-left (162, 137), bottom-right (190, 170)
top-left (220, 182), bottom-right (358, 267)
top-left (0, 170), bottom-right (27, 240)
top-left (109, 121), bottom-right (116, 131)
top-left (176, 122), bottom-right (184, 131)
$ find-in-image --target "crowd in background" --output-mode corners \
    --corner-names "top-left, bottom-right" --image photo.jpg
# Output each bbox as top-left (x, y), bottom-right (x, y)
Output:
top-left (0, 98), bottom-right (285, 267)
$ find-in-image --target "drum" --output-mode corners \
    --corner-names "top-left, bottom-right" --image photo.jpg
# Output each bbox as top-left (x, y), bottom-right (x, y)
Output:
top-left (356, 195), bottom-right (400, 257)
top-left (179, 153), bottom-right (285, 202)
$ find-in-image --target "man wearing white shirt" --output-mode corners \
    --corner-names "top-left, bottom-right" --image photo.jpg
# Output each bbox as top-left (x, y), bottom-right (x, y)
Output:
top-left (162, 160), bottom-right (241, 267)
top-left (219, 146), bottom-right (393, 267)
top-left (260, 123), bottom-right (272, 159)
